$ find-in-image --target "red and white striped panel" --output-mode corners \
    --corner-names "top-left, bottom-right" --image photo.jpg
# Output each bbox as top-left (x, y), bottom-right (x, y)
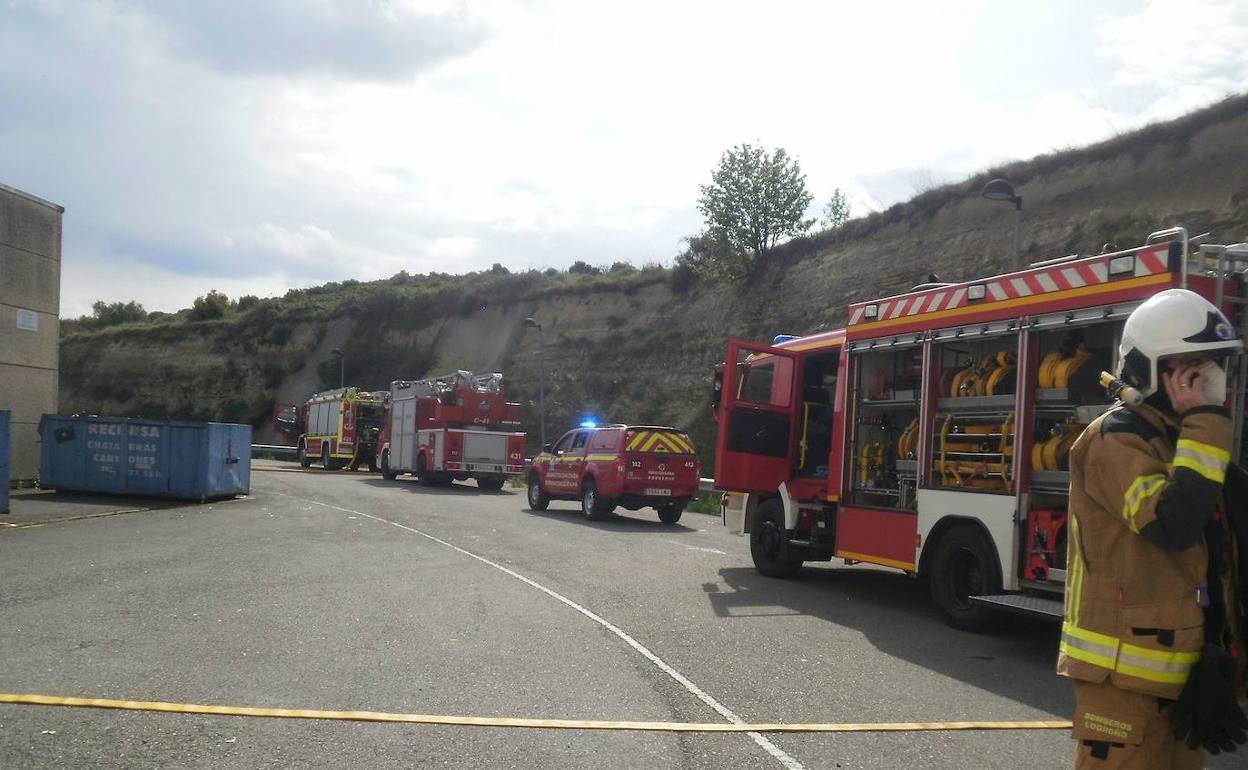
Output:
top-left (847, 246), bottom-right (1170, 326)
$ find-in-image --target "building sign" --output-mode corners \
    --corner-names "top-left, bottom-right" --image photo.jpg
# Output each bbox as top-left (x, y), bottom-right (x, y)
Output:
top-left (16, 308), bottom-right (38, 331)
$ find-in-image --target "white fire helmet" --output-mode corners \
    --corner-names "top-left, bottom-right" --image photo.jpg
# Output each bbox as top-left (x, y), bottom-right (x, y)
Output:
top-left (1117, 288), bottom-right (1243, 397)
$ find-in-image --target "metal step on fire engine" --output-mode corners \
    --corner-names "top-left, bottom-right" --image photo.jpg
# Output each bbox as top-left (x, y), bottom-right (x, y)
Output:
top-left (969, 593), bottom-right (1064, 619)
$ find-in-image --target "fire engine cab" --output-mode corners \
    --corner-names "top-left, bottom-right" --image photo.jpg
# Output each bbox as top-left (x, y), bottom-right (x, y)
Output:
top-left (715, 226), bottom-right (1248, 630)
top-left (379, 371), bottom-right (526, 490)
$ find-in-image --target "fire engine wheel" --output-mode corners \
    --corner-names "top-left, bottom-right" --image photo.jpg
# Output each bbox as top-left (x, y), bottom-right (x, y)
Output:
top-left (527, 474), bottom-right (549, 511)
top-left (416, 455), bottom-right (434, 487)
top-left (380, 450), bottom-right (398, 481)
top-left (581, 480), bottom-right (613, 520)
top-left (320, 444), bottom-right (334, 471)
top-left (750, 501), bottom-right (802, 578)
top-left (477, 476), bottom-right (505, 491)
top-left (297, 441), bottom-right (312, 468)
top-left (657, 504), bottom-right (683, 524)
top-left (929, 525), bottom-right (1002, 632)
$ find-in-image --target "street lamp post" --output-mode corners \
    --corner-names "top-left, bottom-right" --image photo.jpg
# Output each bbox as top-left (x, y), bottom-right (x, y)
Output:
top-left (981, 178), bottom-right (1024, 269)
top-left (523, 318), bottom-right (546, 448)
top-left (330, 348), bottom-right (344, 389)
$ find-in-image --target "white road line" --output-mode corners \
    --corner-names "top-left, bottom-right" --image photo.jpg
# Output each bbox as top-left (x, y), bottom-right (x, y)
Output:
top-left (666, 541), bottom-right (727, 555)
top-left (279, 493), bottom-right (804, 770)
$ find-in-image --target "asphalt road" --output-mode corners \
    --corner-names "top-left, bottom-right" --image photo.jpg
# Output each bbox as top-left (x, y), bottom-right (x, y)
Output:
top-left (0, 461), bottom-right (1215, 769)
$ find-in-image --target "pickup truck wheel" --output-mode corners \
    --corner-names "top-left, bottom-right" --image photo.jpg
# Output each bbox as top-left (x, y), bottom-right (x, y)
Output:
top-left (297, 440), bottom-right (311, 468)
top-left (657, 504), bottom-right (683, 524)
top-left (380, 450), bottom-right (398, 481)
top-left (477, 476), bottom-right (505, 491)
top-left (929, 524), bottom-right (1001, 632)
top-left (581, 480), bottom-right (612, 520)
top-left (750, 500), bottom-right (802, 578)
top-left (527, 474), bottom-right (549, 510)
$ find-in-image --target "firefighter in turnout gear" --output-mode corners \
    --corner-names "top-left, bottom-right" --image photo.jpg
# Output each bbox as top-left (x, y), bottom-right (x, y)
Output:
top-left (1059, 289), bottom-right (1248, 767)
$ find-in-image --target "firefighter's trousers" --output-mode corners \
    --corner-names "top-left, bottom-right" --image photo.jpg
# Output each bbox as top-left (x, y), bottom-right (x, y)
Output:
top-left (1072, 680), bottom-right (1202, 769)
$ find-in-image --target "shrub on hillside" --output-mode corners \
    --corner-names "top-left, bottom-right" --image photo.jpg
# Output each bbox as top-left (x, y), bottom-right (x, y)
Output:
top-left (670, 263), bottom-right (698, 294)
top-left (190, 290), bottom-right (232, 320)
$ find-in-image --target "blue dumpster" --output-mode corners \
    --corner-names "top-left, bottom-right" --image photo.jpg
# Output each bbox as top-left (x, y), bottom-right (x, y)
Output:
top-left (39, 415), bottom-right (251, 502)
top-left (1, 410), bottom-right (9, 514)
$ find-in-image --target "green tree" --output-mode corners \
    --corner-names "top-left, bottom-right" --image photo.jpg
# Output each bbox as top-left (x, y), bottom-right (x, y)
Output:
top-left (696, 143), bottom-right (814, 277)
top-left (190, 289), bottom-right (232, 320)
top-left (677, 230), bottom-right (753, 282)
top-left (90, 300), bottom-right (148, 327)
top-left (822, 188), bottom-right (851, 230)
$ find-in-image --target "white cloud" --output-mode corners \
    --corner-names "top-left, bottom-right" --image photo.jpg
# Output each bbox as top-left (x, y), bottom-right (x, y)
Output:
top-left (2, 0), bottom-right (1246, 316)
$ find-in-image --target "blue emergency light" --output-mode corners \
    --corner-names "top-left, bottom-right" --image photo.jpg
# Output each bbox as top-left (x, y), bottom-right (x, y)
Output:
top-left (579, 418), bottom-right (599, 429)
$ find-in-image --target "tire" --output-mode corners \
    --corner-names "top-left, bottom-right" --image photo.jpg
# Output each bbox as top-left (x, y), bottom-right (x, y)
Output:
top-left (581, 479), bottom-right (613, 520)
top-left (321, 443), bottom-right (334, 471)
top-left (750, 500), bottom-right (802, 578)
top-left (477, 476), bottom-right (505, 491)
top-left (297, 440), bottom-right (311, 468)
top-left (657, 503), bottom-right (683, 524)
top-left (929, 524), bottom-right (1002, 631)
top-left (415, 454), bottom-right (434, 487)
top-left (527, 474), bottom-right (549, 511)
top-left (380, 450), bottom-right (398, 481)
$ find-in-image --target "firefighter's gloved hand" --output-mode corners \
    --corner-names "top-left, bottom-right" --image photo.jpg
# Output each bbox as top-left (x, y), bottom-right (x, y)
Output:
top-left (1170, 644), bottom-right (1248, 754)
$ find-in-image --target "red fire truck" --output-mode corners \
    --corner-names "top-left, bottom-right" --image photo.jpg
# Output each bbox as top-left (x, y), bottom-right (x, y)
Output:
top-left (378, 371), bottom-right (526, 490)
top-left (715, 226), bottom-right (1248, 630)
top-left (275, 388), bottom-right (388, 471)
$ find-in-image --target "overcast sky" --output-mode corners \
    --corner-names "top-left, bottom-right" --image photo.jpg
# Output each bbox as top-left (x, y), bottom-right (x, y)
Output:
top-left (2, 0), bottom-right (1246, 317)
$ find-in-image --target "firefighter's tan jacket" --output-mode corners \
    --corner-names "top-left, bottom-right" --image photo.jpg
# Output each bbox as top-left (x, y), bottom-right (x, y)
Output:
top-left (1058, 402), bottom-right (1232, 700)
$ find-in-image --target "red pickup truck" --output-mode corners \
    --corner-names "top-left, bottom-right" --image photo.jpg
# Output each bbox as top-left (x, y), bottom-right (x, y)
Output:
top-left (527, 424), bottom-right (701, 523)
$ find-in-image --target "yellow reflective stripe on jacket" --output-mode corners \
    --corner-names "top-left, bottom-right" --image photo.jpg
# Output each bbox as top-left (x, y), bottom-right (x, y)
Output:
top-left (1116, 643), bottom-right (1200, 685)
top-left (1121, 474), bottom-right (1167, 533)
top-left (1060, 622), bottom-right (1118, 669)
top-left (1172, 439), bottom-right (1229, 483)
top-left (1061, 622), bottom-right (1201, 685)
top-left (1066, 522), bottom-right (1085, 625)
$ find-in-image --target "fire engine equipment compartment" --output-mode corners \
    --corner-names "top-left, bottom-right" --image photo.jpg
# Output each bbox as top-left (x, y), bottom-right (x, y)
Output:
top-left (929, 330), bottom-right (1019, 493)
top-left (849, 346), bottom-right (920, 509)
top-left (39, 415), bottom-right (251, 501)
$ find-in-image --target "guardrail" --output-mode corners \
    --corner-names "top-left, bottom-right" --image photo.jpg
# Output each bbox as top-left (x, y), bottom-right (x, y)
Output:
top-left (252, 444), bottom-right (298, 458)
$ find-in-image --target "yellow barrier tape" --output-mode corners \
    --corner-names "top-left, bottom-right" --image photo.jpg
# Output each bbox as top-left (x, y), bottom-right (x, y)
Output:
top-left (0, 693), bottom-right (1072, 733)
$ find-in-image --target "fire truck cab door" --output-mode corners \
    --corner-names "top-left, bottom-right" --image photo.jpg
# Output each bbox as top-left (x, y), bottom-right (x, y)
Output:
top-left (715, 340), bottom-right (800, 493)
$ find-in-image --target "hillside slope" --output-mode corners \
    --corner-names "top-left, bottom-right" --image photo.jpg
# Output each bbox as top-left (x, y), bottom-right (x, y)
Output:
top-left (60, 96), bottom-right (1248, 459)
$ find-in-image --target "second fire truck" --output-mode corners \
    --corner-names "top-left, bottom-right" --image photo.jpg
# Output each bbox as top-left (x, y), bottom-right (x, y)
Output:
top-left (275, 387), bottom-right (388, 471)
top-left (379, 370), bottom-right (527, 490)
top-left (714, 226), bottom-right (1248, 629)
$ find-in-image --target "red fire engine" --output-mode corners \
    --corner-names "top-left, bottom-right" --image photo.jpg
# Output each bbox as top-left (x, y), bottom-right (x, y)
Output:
top-left (715, 226), bottom-right (1248, 630)
top-left (274, 387), bottom-right (388, 471)
top-left (378, 371), bottom-right (526, 490)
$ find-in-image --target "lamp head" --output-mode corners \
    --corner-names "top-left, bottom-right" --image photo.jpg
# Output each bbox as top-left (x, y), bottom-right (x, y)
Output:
top-left (981, 178), bottom-right (1020, 205)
